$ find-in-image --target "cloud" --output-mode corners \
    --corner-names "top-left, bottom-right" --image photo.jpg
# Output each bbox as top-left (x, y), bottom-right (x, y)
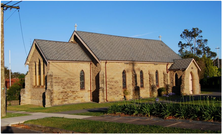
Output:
top-left (130, 32), bottom-right (154, 37)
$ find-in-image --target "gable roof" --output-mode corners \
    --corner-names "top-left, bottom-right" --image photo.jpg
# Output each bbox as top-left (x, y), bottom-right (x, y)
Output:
top-left (74, 31), bottom-right (182, 63)
top-left (25, 39), bottom-right (91, 65)
top-left (169, 58), bottom-right (201, 71)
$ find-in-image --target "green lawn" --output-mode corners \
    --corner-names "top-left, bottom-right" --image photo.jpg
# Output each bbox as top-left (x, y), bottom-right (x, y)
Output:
top-left (24, 117), bottom-right (219, 133)
top-left (1, 113), bottom-right (30, 118)
top-left (7, 101), bottom-right (129, 113)
top-left (7, 93), bottom-right (221, 113)
top-left (73, 111), bottom-right (106, 116)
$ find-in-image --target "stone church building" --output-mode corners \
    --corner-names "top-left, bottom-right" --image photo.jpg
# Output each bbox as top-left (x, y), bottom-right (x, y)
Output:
top-left (20, 30), bottom-right (201, 107)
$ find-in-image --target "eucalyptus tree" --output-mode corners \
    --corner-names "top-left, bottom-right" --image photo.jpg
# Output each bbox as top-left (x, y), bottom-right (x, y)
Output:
top-left (178, 28), bottom-right (216, 59)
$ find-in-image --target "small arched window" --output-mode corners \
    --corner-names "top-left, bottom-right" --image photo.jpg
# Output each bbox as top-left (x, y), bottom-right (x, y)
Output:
top-left (80, 70), bottom-right (85, 90)
top-left (140, 70), bottom-right (144, 88)
top-left (35, 62), bottom-right (36, 86)
top-left (122, 70), bottom-right (126, 89)
top-left (156, 70), bottom-right (159, 87)
top-left (38, 59), bottom-right (41, 85)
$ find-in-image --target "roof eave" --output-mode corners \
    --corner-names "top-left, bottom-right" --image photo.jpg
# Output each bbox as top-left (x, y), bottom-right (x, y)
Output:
top-left (25, 40), bottom-right (48, 66)
top-left (185, 59), bottom-right (201, 71)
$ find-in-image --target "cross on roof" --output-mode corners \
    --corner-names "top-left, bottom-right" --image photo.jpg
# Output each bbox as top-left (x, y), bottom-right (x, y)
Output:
top-left (75, 24), bottom-right (77, 31)
top-left (158, 35), bottom-right (162, 41)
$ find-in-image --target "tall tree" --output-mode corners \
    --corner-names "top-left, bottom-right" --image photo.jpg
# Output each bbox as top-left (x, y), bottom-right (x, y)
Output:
top-left (178, 28), bottom-right (216, 59)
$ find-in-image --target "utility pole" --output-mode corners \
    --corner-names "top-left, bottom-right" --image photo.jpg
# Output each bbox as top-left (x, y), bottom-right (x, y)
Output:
top-left (1, 3), bottom-right (20, 117)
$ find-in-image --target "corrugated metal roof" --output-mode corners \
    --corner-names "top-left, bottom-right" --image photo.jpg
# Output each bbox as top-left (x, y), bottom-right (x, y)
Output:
top-left (169, 58), bottom-right (193, 70)
top-left (35, 39), bottom-right (91, 61)
top-left (75, 31), bottom-right (181, 62)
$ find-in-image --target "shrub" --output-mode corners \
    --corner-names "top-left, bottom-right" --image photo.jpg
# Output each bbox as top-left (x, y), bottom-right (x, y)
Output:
top-left (7, 82), bottom-right (21, 101)
top-left (157, 87), bottom-right (166, 97)
top-left (107, 100), bottom-right (221, 122)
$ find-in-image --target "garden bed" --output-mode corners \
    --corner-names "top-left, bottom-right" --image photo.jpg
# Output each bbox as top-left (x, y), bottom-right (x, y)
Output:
top-left (107, 101), bottom-right (221, 122)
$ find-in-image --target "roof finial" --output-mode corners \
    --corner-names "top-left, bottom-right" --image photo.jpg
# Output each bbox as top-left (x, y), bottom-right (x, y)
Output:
top-left (158, 35), bottom-right (162, 41)
top-left (75, 24), bottom-right (77, 31)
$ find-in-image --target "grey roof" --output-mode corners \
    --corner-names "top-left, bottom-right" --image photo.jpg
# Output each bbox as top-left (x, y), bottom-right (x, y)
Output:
top-left (35, 39), bottom-right (91, 61)
top-left (169, 58), bottom-right (193, 70)
top-left (76, 31), bottom-right (181, 62)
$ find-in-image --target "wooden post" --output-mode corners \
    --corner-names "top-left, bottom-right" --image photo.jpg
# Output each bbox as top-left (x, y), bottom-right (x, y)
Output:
top-left (1, 4), bottom-right (6, 117)
top-left (1, 3), bottom-right (20, 117)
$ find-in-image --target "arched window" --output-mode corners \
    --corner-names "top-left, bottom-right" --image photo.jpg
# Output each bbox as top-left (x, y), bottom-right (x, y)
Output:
top-left (140, 70), bottom-right (144, 88)
top-left (80, 70), bottom-right (85, 89)
top-left (35, 62), bottom-right (36, 86)
top-left (156, 70), bottom-right (159, 87)
top-left (38, 60), bottom-right (41, 85)
top-left (122, 70), bottom-right (126, 89)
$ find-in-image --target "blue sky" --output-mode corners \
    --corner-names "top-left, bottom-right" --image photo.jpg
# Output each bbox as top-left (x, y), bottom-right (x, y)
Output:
top-left (2, 1), bottom-right (221, 74)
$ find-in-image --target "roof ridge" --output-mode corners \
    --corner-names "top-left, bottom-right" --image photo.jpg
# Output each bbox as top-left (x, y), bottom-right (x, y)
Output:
top-left (174, 58), bottom-right (193, 61)
top-left (76, 30), bottom-right (162, 42)
top-left (34, 39), bottom-right (76, 44)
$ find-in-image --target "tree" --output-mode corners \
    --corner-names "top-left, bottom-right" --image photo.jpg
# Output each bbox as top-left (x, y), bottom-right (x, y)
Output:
top-left (4, 66), bottom-right (26, 79)
top-left (178, 28), bottom-right (216, 59)
top-left (202, 55), bottom-right (219, 78)
top-left (4, 67), bottom-right (9, 79)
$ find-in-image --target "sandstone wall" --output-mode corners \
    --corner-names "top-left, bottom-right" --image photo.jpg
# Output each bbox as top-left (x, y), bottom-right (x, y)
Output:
top-left (49, 61), bottom-right (91, 105)
top-left (100, 61), bottom-right (172, 102)
top-left (30, 87), bottom-right (45, 106)
top-left (22, 45), bottom-right (47, 106)
top-left (183, 61), bottom-right (201, 95)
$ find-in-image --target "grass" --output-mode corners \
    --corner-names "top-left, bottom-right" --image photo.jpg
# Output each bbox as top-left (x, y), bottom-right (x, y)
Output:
top-left (7, 91), bottom-right (221, 113)
top-left (7, 100), bottom-right (133, 113)
top-left (1, 113), bottom-right (30, 118)
top-left (73, 111), bottom-right (106, 116)
top-left (6, 97), bottom-right (174, 113)
top-left (24, 117), bottom-right (220, 133)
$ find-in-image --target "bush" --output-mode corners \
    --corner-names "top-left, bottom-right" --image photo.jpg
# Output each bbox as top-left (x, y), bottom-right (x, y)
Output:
top-left (157, 87), bottom-right (166, 96)
top-left (7, 82), bottom-right (21, 101)
top-left (107, 100), bottom-right (221, 122)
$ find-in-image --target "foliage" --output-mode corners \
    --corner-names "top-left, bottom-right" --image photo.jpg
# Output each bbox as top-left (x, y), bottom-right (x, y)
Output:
top-left (157, 87), bottom-right (166, 96)
top-left (24, 117), bottom-right (219, 133)
top-left (4, 66), bottom-right (26, 79)
top-left (107, 96), bottom-right (221, 122)
top-left (6, 69), bottom-right (25, 101)
top-left (123, 90), bottom-right (129, 96)
top-left (7, 82), bottom-right (21, 101)
top-left (178, 28), bottom-right (216, 59)
top-left (202, 55), bottom-right (220, 78)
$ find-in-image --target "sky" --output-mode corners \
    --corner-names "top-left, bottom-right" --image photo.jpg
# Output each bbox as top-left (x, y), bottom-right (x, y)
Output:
top-left (1, 0), bottom-right (221, 74)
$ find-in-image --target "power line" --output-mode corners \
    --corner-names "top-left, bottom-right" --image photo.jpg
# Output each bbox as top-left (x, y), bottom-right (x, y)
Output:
top-left (11, 1), bottom-right (22, 7)
top-left (18, 9), bottom-right (27, 56)
top-left (4, 9), bottom-right (16, 23)
top-left (2, 1), bottom-right (12, 6)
